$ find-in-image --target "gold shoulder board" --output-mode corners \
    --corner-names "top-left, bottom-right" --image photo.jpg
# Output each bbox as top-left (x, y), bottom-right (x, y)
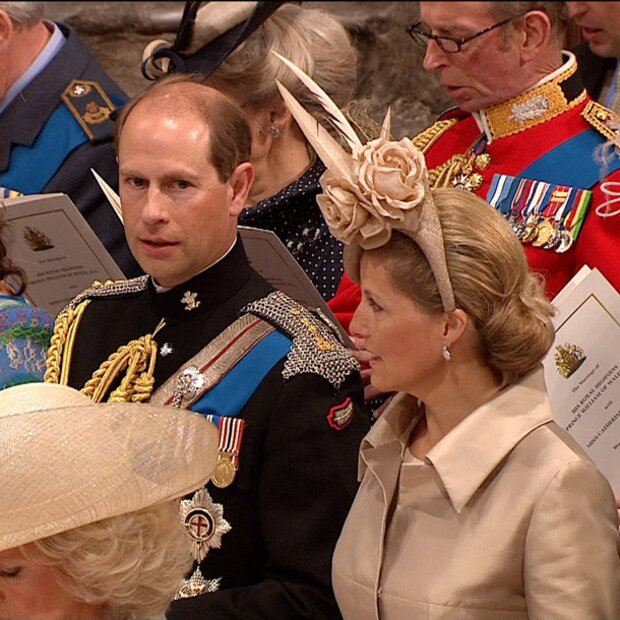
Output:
top-left (61, 79), bottom-right (118, 141)
top-left (582, 100), bottom-right (619, 142)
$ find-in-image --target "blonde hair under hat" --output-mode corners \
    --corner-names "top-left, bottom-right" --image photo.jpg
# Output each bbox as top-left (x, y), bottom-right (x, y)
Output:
top-left (0, 383), bottom-right (218, 552)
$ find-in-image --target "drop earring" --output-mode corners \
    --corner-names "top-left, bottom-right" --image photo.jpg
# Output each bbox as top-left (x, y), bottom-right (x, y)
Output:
top-left (441, 344), bottom-right (451, 362)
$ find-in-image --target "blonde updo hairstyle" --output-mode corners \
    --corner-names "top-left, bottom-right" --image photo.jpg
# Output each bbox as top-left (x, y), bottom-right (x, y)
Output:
top-left (21, 500), bottom-right (192, 620)
top-left (202, 4), bottom-right (358, 132)
top-left (362, 189), bottom-right (555, 385)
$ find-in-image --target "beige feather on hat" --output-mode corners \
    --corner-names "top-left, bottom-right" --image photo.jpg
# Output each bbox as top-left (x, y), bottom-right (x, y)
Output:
top-left (273, 52), bottom-right (456, 312)
top-left (0, 383), bottom-right (218, 551)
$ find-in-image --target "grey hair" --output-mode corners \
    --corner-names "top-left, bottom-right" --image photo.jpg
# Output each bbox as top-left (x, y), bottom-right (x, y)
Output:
top-left (204, 4), bottom-right (358, 121)
top-left (0, 2), bottom-right (44, 27)
top-left (487, 2), bottom-right (568, 43)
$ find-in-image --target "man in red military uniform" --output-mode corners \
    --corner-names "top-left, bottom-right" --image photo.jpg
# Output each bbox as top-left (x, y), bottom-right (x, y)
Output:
top-left (329, 1), bottom-right (620, 328)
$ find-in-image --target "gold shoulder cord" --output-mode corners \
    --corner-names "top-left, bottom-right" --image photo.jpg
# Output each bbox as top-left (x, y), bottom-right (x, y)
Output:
top-left (82, 319), bottom-right (165, 403)
top-left (428, 154), bottom-right (474, 189)
top-left (412, 118), bottom-right (468, 189)
top-left (45, 301), bottom-right (164, 403)
top-left (44, 300), bottom-right (91, 385)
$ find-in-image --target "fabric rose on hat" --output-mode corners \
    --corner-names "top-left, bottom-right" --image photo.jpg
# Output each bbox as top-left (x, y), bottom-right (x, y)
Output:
top-left (316, 136), bottom-right (428, 249)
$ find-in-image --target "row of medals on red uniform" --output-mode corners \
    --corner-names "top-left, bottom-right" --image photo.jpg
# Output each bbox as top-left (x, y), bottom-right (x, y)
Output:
top-left (453, 151), bottom-right (575, 254)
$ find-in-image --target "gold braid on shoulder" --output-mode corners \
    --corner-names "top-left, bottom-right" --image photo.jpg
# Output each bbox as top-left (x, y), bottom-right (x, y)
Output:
top-left (46, 302), bottom-right (165, 403)
top-left (411, 118), bottom-right (472, 190)
top-left (412, 118), bottom-right (458, 153)
top-left (44, 300), bottom-right (91, 385)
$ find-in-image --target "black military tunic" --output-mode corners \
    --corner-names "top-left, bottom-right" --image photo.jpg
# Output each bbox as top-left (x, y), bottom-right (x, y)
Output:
top-left (50, 237), bottom-right (369, 620)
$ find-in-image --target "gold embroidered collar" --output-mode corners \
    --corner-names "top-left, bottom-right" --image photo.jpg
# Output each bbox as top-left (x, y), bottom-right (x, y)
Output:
top-left (475, 52), bottom-right (586, 142)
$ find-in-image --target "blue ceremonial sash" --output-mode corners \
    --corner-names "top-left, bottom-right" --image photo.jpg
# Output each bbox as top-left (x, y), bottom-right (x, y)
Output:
top-left (190, 329), bottom-right (292, 418)
top-left (519, 129), bottom-right (620, 189)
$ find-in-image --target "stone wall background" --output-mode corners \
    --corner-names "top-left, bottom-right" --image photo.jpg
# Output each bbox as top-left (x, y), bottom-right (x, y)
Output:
top-left (44, 2), bottom-right (583, 139)
top-left (44, 1), bottom-right (452, 139)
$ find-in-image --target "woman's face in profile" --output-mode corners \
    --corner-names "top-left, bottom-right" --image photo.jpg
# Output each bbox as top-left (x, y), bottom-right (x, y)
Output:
top-left (0, 547), bottom-right (103, 620)
top-left (350, 253), bottom-right (446, 396)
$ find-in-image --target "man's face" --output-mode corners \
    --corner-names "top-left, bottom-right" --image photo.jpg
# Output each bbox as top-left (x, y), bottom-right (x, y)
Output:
top-left (567, 2), bottom-right (620, 58)
top-left (419, 2), bottom-right (525, 112)
top-left (118, 101), bottom-right (248, 287)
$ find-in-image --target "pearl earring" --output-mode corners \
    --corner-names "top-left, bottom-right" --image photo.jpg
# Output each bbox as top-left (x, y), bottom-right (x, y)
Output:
top-left (442, 344), bottom-right (451, 362)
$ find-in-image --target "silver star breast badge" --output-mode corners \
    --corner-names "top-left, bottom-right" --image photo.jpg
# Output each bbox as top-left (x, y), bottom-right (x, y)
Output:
top-left (180, 488), bottom-right (231, 563)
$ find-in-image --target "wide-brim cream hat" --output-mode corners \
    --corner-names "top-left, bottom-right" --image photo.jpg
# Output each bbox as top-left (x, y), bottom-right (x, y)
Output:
top-left (0, 383), bottom-right (218, 551)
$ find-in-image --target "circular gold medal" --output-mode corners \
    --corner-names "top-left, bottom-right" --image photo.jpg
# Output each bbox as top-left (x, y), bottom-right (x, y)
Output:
top-left (211, 458), bottom-right (236, 488)
top-left (520, 216), bottom-right (539, 243)
top-left (531, 219), bottom-right (555, 247)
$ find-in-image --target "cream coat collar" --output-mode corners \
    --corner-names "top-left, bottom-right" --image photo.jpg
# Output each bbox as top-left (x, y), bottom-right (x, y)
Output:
top-left (360, 367), bottom-right (553, 513)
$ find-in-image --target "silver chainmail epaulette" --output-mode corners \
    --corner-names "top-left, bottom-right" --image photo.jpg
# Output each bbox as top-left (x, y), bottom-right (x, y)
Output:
top-left (61, 275), bottom-right (149, 313)
top-left (242, 291), bottom-right (359, 388)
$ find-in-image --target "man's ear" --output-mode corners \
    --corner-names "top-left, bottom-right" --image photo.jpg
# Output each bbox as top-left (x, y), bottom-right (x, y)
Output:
top-left (228, 162), bottom-right (255, 217)
top-left (0, 10), bottom-right (14, 52)
top-left (518, 10), bottom-right (552, 61)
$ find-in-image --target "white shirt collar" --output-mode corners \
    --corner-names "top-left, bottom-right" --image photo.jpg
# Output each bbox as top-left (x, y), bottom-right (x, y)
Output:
top-left (152, 236), bottom-right (238, 293)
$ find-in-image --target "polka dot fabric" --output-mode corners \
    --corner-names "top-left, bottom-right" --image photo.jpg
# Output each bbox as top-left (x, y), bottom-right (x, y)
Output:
top-left (240, 160), bottom-right (344, 301)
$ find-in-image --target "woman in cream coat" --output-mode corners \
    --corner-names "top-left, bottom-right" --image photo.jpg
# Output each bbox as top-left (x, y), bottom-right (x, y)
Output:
top-left (331, 189), bottom-right (620, 620)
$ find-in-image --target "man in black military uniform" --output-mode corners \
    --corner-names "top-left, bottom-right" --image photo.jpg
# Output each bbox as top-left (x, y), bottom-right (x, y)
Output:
top-left (44, 74), bottom-right (369, 619)
top-left (0, 2), bottom-right (140, 277)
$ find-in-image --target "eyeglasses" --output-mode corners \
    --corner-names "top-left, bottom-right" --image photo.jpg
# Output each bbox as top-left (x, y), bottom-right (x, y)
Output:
top-left (407, 15), bottom-right (524, 53)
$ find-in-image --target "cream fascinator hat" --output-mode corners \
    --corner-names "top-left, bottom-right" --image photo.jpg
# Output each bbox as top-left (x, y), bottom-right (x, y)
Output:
top-left (274, 54), bottom-right (456, 312)
top-left (0, 383), bottom-right (218, 551)
top-left (142, 1), bottom-right (284, 80)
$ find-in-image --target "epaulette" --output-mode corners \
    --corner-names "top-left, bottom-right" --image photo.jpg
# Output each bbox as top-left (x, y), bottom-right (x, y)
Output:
top-left (61, 276), bottom-right (149, 313)
top-left (412, 115), bottom-right (460, 154)
top-left (243, 291), bottom-right (359, 389)
top-left (45, 276), bottom-right (150, 387)
top-left (582, 100), bottom-right (619, 142)
top-left (61, 79), bottom-right (120, 141)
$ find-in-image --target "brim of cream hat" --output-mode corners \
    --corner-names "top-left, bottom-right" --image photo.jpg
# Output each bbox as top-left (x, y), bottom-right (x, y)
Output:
top-left (0, 383), bottom-right (219, 552)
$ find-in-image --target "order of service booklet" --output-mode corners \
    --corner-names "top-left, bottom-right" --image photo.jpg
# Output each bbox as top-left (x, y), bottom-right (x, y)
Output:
top-left (544, 266), bottom-right (620, 491)
top-left (2, 191), bottom-right (351, 347)
top-left (2, 193), bottom-right (125, 316)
